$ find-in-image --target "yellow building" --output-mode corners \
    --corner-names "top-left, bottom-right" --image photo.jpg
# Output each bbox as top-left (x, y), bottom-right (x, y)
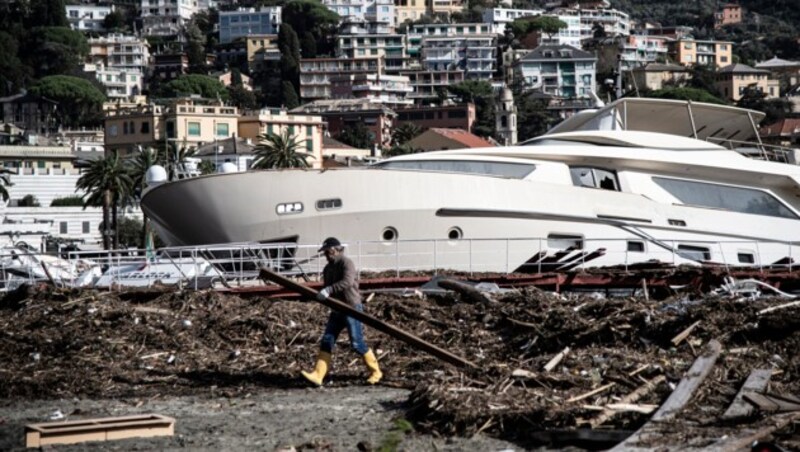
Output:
top-left (0, 145), bottom-right (77, 174)
top-left (715, 63), bottom-right (777, 102)
top-left (394, 0), bottom-right (426, 24)
top-left (246, 34), bottom-right (280, 73)
top-left (668, 38), bottom-right (733, 67)
top-left (104, 99), bottom-right (239, 155)
top-left (238, 108), bottom-right (326, 169)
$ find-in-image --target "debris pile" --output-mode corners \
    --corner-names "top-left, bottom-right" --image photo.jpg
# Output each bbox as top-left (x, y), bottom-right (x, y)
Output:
top-left (1, 280), bottom-right (799, 448)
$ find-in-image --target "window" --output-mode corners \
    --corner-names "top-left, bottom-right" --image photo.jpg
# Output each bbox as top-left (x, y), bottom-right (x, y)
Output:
top-left (166, 121), bottom-right (176, 138)
top-left (123, 122), bottom-right (129, 135)
top-left (276, 202), bottom-right (303, 215)
top-left (306, 140), bottom-right (313, 152)
top-left (627, 241), bottom-right (645, 252)
top-left (316, 198), bottom-right (342, 210)
top-left (570, 167), bottom-right (619, 191)
top-left (188, 122), bottom-right (201, 136)
top-left (652, 177), bottom-right (798, 219)
top-left (216, 123), bottom-right (229, 137)
top-left (737, 252), bottom-right (755, 264)
top-left (677, 245), bottom-right (711, 261)
top-left (288, 125), bottom-right (295, 135)
top-left (548, 234), bottom-right (583, 250)
top-left (82, 221), bottom-right (90, 234)
top-left (306, 125), bottom-right (313, 136)
top-left (37, 161), bottom-right (45, 169)
top-left (59, 222), bottom-right (68, 234)
top-left (374, 160), bottom-right (535, 179)
top-left (267, 124), bottom-right (274, 135)
top-left (141, 121), bottom-right (150, 134)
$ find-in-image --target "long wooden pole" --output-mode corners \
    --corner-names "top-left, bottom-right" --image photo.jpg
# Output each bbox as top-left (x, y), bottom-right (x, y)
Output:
top-left (259, 268), bottom-right (477, 369)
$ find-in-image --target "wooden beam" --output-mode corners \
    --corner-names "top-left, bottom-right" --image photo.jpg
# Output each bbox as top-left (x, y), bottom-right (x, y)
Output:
top-left (259, 268), bottom-right (477, 369)
top-left (722, 368), bottom-right (772, 420)
top-left (588, 375), bottom-right (665, 428)
top-left (25, 414), bottom-right (174, 448)
top-left (609, 340), bottom-right (722, 451)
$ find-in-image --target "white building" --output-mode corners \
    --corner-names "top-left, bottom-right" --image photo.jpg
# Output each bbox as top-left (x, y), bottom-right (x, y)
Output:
top-left (323, 0), bottom-right (393, 25)
top-left (336, 33), bottom-right (409, 72)
top-left (86, 34), bottom-right (150, 100)
top-left (408, 23), bottom-right (493, 56)
top-left (552, 7), bottom-right (631, 41)
top-left (330, 73), bottom-right (413, 106)
top-left (482, 8), bottom-right (544, 34)
top-left (140, 0), bottom-right (198, 36)
top-left (513, 44), bottom-right (597, 98)
top-left (218, 7), bottom-right (282, 44)
top-left (421, 34), bottom-right (497, 80)
top-left (66, 5), bottom-right (114, 32)
top-left (538, 14), bottom-right (583, 48)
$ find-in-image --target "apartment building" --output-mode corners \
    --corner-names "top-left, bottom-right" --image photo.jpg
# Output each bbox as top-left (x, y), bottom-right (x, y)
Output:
top-left (408, 23), bottom-right (493, 56)
top-left (399, 69), bottom-right (465, 101)
top-left (104, 100), bottom-right (238, 155)
top-left (430, 0), bottom-right (464, 17)
top-left (140, 0), bottom-right (197, 36)
top-left (668, 38), bottom-right (733, 67)
top-left (715, 64), bottom-right (778, 102)
top-left (533, 14), bottom-right (583, 48)
top-left (292, 99), bottom-right (396, 148)
top-left (595, 34), bottom-right (670, 72)
top-left (715, 3), bottom-right (742, 29)
top-left (246, 34), bottom-right (280, 73)
top-left (87, 34), bottom-right (150, 79)
top-left (152, 53), bottom-right (189, 81)
top-left (421, 35), bottom-right (497, 80)
top-left (218, 7), bottom-right (281, 44)
top-left (394, 0), bottom-right (426, 25)
top-left (631, 63), bottom-right (690, 91)
top-left (551, 6), bottom-right (630, 40)
top-left (513, 44), bottom-right (596, 98)
top-left (330, 74), bottom-right (413, 107)
top-left (324, 0), bottom-right (393, 25)
top-left (238, 108), bottom-right (325, 169)
top-left (395, 103), bottom-right (475, 131)
top-left (482, 8), bottom-right (544, 34)
top-left (755, 57), bottom-right (800, 88)
top-left (0, 92), bottom-right (59, 136)
top-left (66, 5), bottom-right (114, 31)
top-left (336, 33), bottom-right (409, 72)
top-left (300, 57), bottom-right (383, 101)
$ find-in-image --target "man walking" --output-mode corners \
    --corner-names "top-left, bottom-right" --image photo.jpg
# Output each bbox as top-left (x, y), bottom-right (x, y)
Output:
top-left (301, 237), bottom-right (382, 386)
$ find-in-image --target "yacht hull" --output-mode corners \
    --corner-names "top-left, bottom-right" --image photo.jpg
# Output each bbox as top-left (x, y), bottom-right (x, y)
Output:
top-left (141, 169), bottom-right (800, 272)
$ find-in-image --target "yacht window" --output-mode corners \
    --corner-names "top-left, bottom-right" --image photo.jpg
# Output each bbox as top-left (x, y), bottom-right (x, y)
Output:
top-left (677, 245), bottom-right (711, 261)
top-left (570, 167), bottom-right (619, 191)
top-left (627, 241), bottom-right (645, 252)
top-left (547, 234), bottom-right (583, 250)
top-left (374, 160), bottom-right (535, 179)
top-left (316, 198), bottom-right (342, 210)
top-left (737, 252), bottom-right (755, 264)
top-left (653, 177), bottom-right (798, 220)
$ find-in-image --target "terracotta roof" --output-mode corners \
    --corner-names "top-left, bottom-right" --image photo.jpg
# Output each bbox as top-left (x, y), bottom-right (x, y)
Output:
top-left (759, 118), bottom-right (800, 138)
top-left (718, 63), bottom-right (769, 74)
top-left (426, 128), bottom-right (495, 148)
top-left (632, 62), bottom-right (689, 72)
top-left (755, 57), bottom-right (800, 69)
top-left (322, 135), bottom-right (356, 150)
top-left (195, 137), bottom-right (256, 156)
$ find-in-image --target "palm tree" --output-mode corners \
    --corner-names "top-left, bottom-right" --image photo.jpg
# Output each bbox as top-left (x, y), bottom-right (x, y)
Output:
top-left (252, 130), bottom-right (314, 169)
top-left (76, 152), bottom-right (132, 250)
top-left (198, 160), bottom-right (215, 175)
top-left (392, 123), bottom-right (422, 146)
top-left (0, 168), bottom-right (14, 203)
top-left (127, 146), bottom-right (161, 248)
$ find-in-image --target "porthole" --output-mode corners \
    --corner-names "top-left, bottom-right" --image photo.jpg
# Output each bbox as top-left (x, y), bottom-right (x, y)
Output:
top-left (316, 198), bottom-right (342, 210)
top-left (447, 227), bottom-right (462, 240)
top-left (276, 202), bottom-right (303, 215)
top-left (382, 227), bottom-right (398, 242)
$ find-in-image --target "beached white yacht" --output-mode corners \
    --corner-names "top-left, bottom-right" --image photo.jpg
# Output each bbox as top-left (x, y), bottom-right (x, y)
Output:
top-left (140, 98), bottom-right (800, 272)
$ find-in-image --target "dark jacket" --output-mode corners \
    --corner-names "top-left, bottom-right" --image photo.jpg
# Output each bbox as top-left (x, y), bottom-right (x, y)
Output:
top-left (322, 254), bottom-right (361, 307)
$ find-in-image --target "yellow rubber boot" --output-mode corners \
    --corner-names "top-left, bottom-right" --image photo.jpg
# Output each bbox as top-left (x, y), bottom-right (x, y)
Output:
top-left (301, 351), bottom-right (331, 386)
top-left (363, 349), bottom-right (383, 384)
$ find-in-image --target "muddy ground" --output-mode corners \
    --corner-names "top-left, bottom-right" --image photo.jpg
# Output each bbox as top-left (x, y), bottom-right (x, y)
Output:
top-left (0, 387), bottom-right (519, 451)
top-left (1, 275), bottom-right (799, 450)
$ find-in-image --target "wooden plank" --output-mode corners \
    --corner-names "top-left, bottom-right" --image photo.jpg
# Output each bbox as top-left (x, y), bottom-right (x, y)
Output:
top-left (567, 383), bottom-right (615, 403)
top-left (259, 268), bottom-right (477, 369)
top-left (25, 414), bottom-right (175, 448)
top-left (722, 369), bottom-right (772, 420)
top-left (671, 320), bottom-right (701, 346)
top-left (744, 393), bottom-right (782, 412)
top-left (609, 340), bottom-right (722, 451)
top-left (589, 375), bottom-right (666, 428)
top-left (543, 347), bottom-right (569, 372)
top-left (700, 412), bottom-right (800, 452)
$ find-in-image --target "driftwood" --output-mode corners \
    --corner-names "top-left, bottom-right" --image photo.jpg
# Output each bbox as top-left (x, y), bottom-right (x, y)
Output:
top-left (437, 278), bottom-right (493, 304)
top-left (758, 300), bottom-right (800, 315)
top-left (589, 375), bottom-right (666, 427)
top-left (722, 369), bottom-right (772, 420)
top-left (567, 383), bottom-right (615, 403)
top-left (609, 340), bottom-right (722, 451)
top-left (544, 347), bottom-right (570, 372)
top-left (671, 320), bottom-right (701, 346)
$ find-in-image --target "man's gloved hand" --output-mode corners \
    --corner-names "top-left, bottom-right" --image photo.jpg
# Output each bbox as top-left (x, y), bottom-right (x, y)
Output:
top-left (317, 287), bottom-right (331, 301)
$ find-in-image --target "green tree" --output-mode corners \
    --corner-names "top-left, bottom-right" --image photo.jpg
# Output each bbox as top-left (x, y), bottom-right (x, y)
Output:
top-left (29, 75), bottom-right (107, 128)
top-left (384, 143), bottom-right (417, 157)
top-left (126, 147), bottom-right (162, 246)
top-left (281, 81), bottom-right (300, 109)
top-left (25, 27), bottom-right (89, 78)
top-left (102, 10), bottom-right (126, 31)
top-left (510, 15), bottom-right (567, 41)
top-left (0, 32), bottom-right (29, 96)
top-left (337, 123), bottom-right (374, 149)
top-left (29, 0), bottom-right (68, 27)
top-left (18, 195), bottom-right (40, 207)
top-left (76, 152), bottom-right (133, 250)
top-left (737, 86), bottom-right (793, 125)
top-left (282, 0), bottom-right (339, 56)
top-left (278, 24), bottom-right (301, 93)
top-left (252, 129), bottom-right (314, 169)
top-left (392, 123), bottom-right (423, 146)
top-left (447, 81), bottom-right (496, 138)
top-left (51, 195), bottom-right (84, 207)
top-left (161, 74), bottom-right (228, 99)
top-left (514, 90), bottom-right (558, 142)
top-left (229, 85), bottom-right (258, 110)
top-left (198, 160), bottom-right (216, 175)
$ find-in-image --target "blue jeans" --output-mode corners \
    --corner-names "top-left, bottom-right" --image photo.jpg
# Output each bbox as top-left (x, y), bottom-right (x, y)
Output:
top-left (320, 304), bottom-right (369, 355)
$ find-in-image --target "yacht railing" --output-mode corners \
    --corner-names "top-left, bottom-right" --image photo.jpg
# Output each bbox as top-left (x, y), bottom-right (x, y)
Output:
top-left (706, 136), bottom-right (798, 164)
top-left (0, 237), bottom-right (796, 291)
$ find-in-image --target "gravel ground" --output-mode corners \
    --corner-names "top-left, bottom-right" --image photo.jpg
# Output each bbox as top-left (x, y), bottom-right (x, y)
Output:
top-left (0, 387), bottom-right (519, 451)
